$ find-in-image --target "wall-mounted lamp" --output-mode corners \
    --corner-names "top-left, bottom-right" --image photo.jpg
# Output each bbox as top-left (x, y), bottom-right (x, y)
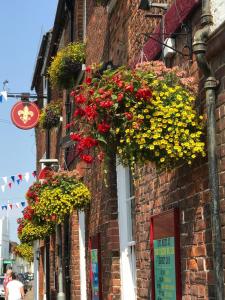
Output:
top-left (139, 0), bottom-right (168, 11)
top-left (39, 158), bottom-right (59, 172)
top-left (36, 249), bottom-right (40, 261)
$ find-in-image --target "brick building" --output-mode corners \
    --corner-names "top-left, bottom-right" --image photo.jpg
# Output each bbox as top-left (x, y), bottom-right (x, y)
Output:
top-left (31, 0), bottom-right (225, 299)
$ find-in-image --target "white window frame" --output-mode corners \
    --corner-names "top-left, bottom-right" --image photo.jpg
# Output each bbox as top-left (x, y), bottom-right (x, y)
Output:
top-left (79, 211), bottom-right (87, 300)
top-left (116, 163), bottom-right (136, 300)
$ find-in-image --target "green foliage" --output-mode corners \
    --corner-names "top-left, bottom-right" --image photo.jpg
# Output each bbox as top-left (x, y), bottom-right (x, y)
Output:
top-left (48, 42), bottom-right (85, 89)
top-left (70, 61), bottom-right (205, 170)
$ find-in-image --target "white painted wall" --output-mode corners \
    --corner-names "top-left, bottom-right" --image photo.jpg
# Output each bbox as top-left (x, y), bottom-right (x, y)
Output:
top-left (211, 0), bottom-right (225, 30)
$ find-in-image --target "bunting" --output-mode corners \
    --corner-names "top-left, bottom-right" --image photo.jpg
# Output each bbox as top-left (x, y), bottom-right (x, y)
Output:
top-left (0, 91), bottom-right (7, 103)
top-left (0, 171), bottom-right (36, 192)
top-left (0, 202), bottom-right (26, 210)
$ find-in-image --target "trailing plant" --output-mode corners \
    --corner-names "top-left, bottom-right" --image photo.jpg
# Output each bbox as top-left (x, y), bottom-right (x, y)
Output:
top-left (14, 243), bottom-right (34, 262)
top-left (48, 42), bottom-right (85, 89)
top-left (67, 61), bottom-right (205, 169)
top-left (26, 182), bottom-right (44, 206)
top-left (17, 218), bottom-right (54, 243)
top-left (39, 101), bottom-right (62, 129)
top-left (34, 171), bottom-right (91, 223)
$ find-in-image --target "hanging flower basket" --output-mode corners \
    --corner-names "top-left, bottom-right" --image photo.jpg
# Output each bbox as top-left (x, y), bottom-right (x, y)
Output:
top-left (14, 243), bottom-right (34, 262)
top-left (34, 171), bottom-right (91, 224)
top-left (39, 101), bottom-right (62, 130)
top-left (18, 218), bottom-right (54, 243)
top-left (68, 61), bottom-right (205, 169)
top-left (48, 42), bottom-right (85, 89)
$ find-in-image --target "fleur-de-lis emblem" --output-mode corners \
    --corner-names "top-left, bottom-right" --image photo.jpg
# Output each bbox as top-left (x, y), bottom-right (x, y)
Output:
top-left (18, 105), bottom-right (34, 124)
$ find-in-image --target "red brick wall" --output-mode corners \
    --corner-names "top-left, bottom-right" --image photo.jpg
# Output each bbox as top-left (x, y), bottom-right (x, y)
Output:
top-left (83, 156), bottom-right (120, 299)
top-left (34, 1), bottom-right (225, 299)
top-left (69, 212), bottom-right (81, 299)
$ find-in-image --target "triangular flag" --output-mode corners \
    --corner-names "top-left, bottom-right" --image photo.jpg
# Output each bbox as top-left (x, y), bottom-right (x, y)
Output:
top-left (21, 202), bottom-right (26, 207)
top-left (32, 171), bottom-right (37, 177)
top-left (8, 183), bottom-right (12, 189)
top-left (16, 179), bottom-right (20, 185)
top-left (2, 177), bottom-right (7, 184)
top-left (16, 203), bottom-right (20, 208)
top-left (2, 205), bottom-right (7, 210)
top-left (18, 174), bottom-right (22, 181)
top-left (11, 176), bottom-right (15, 183)
top-left (1, 91), bottom-right (7, 101)
top-left (8, 204), bottom-right (12, 210)
top-left (1, 185), bottom-right (5, 193)
top-left (24, 172), bottom-right (30, 182)
top-left (0, 95), bottom-right (2, 103)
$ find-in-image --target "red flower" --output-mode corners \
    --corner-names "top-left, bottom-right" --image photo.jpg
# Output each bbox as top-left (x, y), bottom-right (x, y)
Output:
top-left (125, 85), bottom-right (134, 93)
top-left (89, 89), bottom-right (94, 95)
top-left (70, 133), bottom-right (82, 141)
top-left (97, 122), bottom-right (110, 133)
top-left (85, 66), bottom-right (92, 73)
top-left (99, 100), bottom-right (113, 108)
top-left (75, 94), bottom-right (87, 104)
top-left (80, 154), bottom-right (94, 164)
top-left (66, 123), bottom-right (72, 129)
top-left (85, 77), bottom-right (92, 85)
top-left (124, 112), bottom-right (133, 120)
top-left (117, 93), bottom-right (124, 102)
top-left (23, 206), bottom-right (34, 220)
top-left (77, 137), bottom-right (98, 152)
top-left (85, 105), bottom-right (98, 121)
top-left (73, 108), bottom-right (85, 117)
top-left (136, 88), bottom-right (152, 100)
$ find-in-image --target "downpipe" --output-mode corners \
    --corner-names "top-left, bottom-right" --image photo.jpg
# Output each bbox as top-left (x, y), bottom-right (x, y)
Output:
top-left (193, 1), bottom-right (224, 299)
top-left (56, 224), bottom-right (66, 300)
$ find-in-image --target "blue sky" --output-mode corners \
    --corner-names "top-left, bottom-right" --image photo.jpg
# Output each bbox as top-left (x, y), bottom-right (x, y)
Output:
top-left (0, 0), bottom-right (58, 241)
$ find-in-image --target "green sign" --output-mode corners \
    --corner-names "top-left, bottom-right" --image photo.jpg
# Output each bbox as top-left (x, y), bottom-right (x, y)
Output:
top-left (3, 260), bottom-right (15, 264)
top-left (153, 237), bottom-right (176, 300)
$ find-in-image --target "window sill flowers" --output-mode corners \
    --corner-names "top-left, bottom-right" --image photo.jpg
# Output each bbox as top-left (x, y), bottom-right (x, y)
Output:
top-left (68, 61), bottom-right (205, 169)
top-left (48, 42), bottom-right (85, 89)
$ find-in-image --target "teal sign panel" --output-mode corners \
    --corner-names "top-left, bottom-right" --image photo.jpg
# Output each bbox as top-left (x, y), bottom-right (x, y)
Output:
top-left (91, 249), bottom-right (99, 300)
top-left (153, 237), bottom-right (176, 300)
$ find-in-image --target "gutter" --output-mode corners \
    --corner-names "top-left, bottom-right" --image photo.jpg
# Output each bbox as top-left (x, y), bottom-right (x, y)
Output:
top-left (193, 1), bottom-right (224, 299)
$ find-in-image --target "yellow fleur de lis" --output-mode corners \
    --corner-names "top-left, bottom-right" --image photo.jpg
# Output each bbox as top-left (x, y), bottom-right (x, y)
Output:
top-left (18, 106), bottom-right (34, 124)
